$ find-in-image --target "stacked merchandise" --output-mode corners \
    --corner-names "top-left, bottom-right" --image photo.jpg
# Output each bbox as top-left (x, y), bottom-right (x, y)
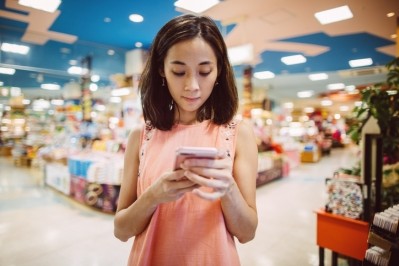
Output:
top-left (364, 204), bottom-right (399, 266)
top-left (68, 152), bottom-right (124, 213)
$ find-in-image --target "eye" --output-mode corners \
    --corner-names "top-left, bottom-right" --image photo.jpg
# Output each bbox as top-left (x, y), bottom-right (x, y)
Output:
top-left (172, 71), bottom-right (185, 77)
top-left (199, 71), bottom-right (212, 77)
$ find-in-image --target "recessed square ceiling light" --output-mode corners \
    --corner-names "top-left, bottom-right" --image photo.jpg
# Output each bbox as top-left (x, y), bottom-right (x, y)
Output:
top-left (19, 0), bottom-right (61, 13)
top-left (254, 71), bottom-right (275, 79)
top-left (1, 43), bottom-right (30, 55)
top-left (281, 55), bottom-right (306, 65)
top-left (0, 67), bottom-right (16, 75)
top-left (308, 73), bottom-right (328, 81)
top-left (227, 44), bottom-right (254, 66)
top-left (41, 84), bottom-right (60, 90)
top-left (297, 90), bottom-right (314, 98)
top-left (321, 99), bottom-right (332, 106)
top-left (327, 83), bottom-right (345, 90)
top-left (174, 0), bottom-right (220, 13)
top-left (314, 5), bottom-right (353, 25)
top-left (129, 14), bottom-right (144, 23)
top-left (348, 58), bottom-right (373, 68)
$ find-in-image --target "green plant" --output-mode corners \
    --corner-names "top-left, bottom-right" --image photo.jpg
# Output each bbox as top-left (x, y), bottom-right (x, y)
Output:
top-left (347, 57), bottom-right (399, 165)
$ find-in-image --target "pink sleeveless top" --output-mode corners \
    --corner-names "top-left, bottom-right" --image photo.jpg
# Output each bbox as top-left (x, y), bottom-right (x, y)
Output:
top-left (128, 119), bottom-right (241, 266)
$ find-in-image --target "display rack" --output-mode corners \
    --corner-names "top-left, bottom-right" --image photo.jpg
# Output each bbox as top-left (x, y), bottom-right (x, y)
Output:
top-left (315, 132), bottom-right (384, 265)
top-left (363, 204), bottom-right (399, 266)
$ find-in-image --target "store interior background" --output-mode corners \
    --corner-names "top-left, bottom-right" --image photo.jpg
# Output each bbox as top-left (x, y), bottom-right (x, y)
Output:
top-left (1, 0), bottom-right (399, 265)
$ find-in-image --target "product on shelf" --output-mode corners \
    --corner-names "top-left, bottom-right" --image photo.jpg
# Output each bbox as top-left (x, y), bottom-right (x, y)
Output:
top-left (364, 204), bottom-right (399, 266)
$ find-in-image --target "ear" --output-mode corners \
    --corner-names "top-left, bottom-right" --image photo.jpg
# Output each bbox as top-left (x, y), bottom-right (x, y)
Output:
top-left (159, 68), bottom-right (165, 77)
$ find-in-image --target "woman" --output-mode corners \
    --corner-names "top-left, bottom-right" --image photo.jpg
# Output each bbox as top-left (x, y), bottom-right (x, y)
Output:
top-left (114, 14), bottom-right (258, 265)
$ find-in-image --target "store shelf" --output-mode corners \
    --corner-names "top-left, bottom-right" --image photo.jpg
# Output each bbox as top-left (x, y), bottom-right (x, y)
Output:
top-left (315, 209), bottom-right (369, 265)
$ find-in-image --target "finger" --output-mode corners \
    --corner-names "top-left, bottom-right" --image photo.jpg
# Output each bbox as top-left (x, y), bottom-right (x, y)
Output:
top-left (173, 179), bottom-right (199, 189)
top-left (184, 171), bottom-right (230, 189)
top-left (164, 169), bottom-right (186, 181)
top-left (193, 188), bottom-right (225, 201)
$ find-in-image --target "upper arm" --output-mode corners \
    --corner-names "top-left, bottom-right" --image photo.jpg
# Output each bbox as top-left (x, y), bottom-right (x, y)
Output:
top-left (116, 127), bottom-right (142, 213)
top-left (233, 120), bottom-right (258, 208)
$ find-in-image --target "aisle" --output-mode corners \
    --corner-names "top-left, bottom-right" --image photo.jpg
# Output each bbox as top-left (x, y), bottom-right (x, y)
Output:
top-left (0, 146), bottom-right (358, 266)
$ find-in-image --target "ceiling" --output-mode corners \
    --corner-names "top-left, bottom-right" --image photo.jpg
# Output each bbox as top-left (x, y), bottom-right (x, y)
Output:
top-left (0, 0), bottom-right (398, 113)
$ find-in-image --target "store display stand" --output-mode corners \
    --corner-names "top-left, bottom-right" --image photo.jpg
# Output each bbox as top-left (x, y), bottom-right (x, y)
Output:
top-left (315, 129), bottom-right (383, 265)
top-left (315, 209), bottom-right (369, 266)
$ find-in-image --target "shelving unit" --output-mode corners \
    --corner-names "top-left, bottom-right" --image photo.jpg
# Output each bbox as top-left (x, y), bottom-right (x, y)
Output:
top-left (363, 204), bottom-right (399, 266)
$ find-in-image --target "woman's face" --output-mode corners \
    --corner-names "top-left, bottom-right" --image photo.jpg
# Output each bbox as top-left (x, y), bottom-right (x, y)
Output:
top-left (163, 37), bottom-right (218, 124)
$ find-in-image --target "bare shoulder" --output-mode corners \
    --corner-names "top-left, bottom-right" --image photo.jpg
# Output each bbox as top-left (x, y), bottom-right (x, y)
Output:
top-left (125, 125), bottom-right (143, 159)
top-left (237, 119), bottom-right (255, 140)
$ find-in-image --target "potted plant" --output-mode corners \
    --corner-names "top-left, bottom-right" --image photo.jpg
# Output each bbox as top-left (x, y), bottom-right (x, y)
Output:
top-left (343, 57), bottom-right (399, 209)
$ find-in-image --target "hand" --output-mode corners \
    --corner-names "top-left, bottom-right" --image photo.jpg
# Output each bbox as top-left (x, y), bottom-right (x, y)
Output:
top-left (148, 169), bottom-right (200, 205)
top-left (181, 149), bottom-right (235, 201)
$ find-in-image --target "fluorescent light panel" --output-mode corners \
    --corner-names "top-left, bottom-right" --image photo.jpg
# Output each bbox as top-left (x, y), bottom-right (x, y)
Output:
top-left (129, 14), bottom-right (144, 23)
top-left (327, 83), bottom-right (345, 90)
top-left (281, 55), bottom-right (306, 65)
top-left (308, 73), bottom-right (328, 81)
top-left (111, 88), bottom-right (130, 97)
top-left (174, 0), bottom-right (220, 13)
top-left (41, 84), bottom-right (60, 90)
top-left (0, 67), bottom-right (16, 75)
top-left (227, 44), bottom-right (254, 66)
top-left (297, 90), bottom-right (314, 98)
top-left (67, 66), bottom-right (89, 75)
top-left (1, 43), bottom-right (30, 54)
top-left (349, 58), bottom-right (373, 68)
top-left (315, 5), bottom-right (353, 25)
top-left (254, 71), bottom-right (275, 79)
top-left (321, 99), bottom-right (332, 106)
top-left (19, 0), bottom-right (62, 13)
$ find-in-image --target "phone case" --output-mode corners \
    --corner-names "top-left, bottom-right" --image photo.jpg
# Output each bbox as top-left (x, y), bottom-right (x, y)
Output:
top-left (174, 147), bottom-right (218, 170)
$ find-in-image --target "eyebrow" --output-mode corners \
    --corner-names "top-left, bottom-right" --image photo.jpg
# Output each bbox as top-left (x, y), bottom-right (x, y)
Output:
top-left (170, 60), bottom-right (213, 66)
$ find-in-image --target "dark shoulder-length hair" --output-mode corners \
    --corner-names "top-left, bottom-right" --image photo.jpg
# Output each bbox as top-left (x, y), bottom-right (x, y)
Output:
top-left (139, 14), bottom-right (238, 131)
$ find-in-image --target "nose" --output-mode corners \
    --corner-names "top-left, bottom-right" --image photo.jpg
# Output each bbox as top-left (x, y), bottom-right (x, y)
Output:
top-left (184, 75), bottom-right (199, 91)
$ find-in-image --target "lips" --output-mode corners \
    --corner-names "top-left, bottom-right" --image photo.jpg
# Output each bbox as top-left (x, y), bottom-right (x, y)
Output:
top-left (182, 96), bottom-right (200, 103)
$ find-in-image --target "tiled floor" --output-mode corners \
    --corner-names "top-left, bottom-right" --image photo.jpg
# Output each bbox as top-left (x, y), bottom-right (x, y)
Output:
top-left (0, 146), bottom-right (359, 266)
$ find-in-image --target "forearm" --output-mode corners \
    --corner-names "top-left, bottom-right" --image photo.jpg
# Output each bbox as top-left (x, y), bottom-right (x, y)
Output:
top-left (114, 189), bottom-right (158, 242)
top-left (221, 182), bottom-right (258, 243)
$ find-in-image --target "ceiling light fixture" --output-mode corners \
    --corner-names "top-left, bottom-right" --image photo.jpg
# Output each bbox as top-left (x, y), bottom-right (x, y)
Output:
top-left (308, 73), bottom-right (328, 81)
top-left (314, 5), bottom-right (353, 25)
top-left (327, 83), bottom-right (345, 90)
top-left (129, 14), bottom-right (144, 23)
top-left (349, 58), bottom-right (373, 68)
top-left (111, 88), bottom-right (131, 97)
top-left (227, 44), bottom-right (254, 66)
top-left (91, 75), bottom-right (100, 82)
top-left (283, 102), bottom-right (294, 109)
top-left (1, 43), bottom-right (30, 54)
top-left (174, 0), bottom-right (220, 13)
top-left (281, 55), bottom-right (307, 65)
top-left (321, 99), bottom-right (332, 106)
top-left (0, 67), bottom-right (16, 75)
top-left (304, 107), bottom-right (315, 113)
top-left (41, 84), bottom-right (60, 90)
top-left (254, 71), bottom-right (275, 79)
top-left (67, 66), bottom-right (88, 75)
top-left (51, 99), bottom-right (64, 106)
top-left (18, 0), bottom-right (62, 13)
top-left (297, 90), bottom-right (314, 98)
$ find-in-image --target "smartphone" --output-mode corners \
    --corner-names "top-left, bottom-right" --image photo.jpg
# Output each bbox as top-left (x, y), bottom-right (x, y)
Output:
top-left (174, 146), bottom-right (218, 170)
